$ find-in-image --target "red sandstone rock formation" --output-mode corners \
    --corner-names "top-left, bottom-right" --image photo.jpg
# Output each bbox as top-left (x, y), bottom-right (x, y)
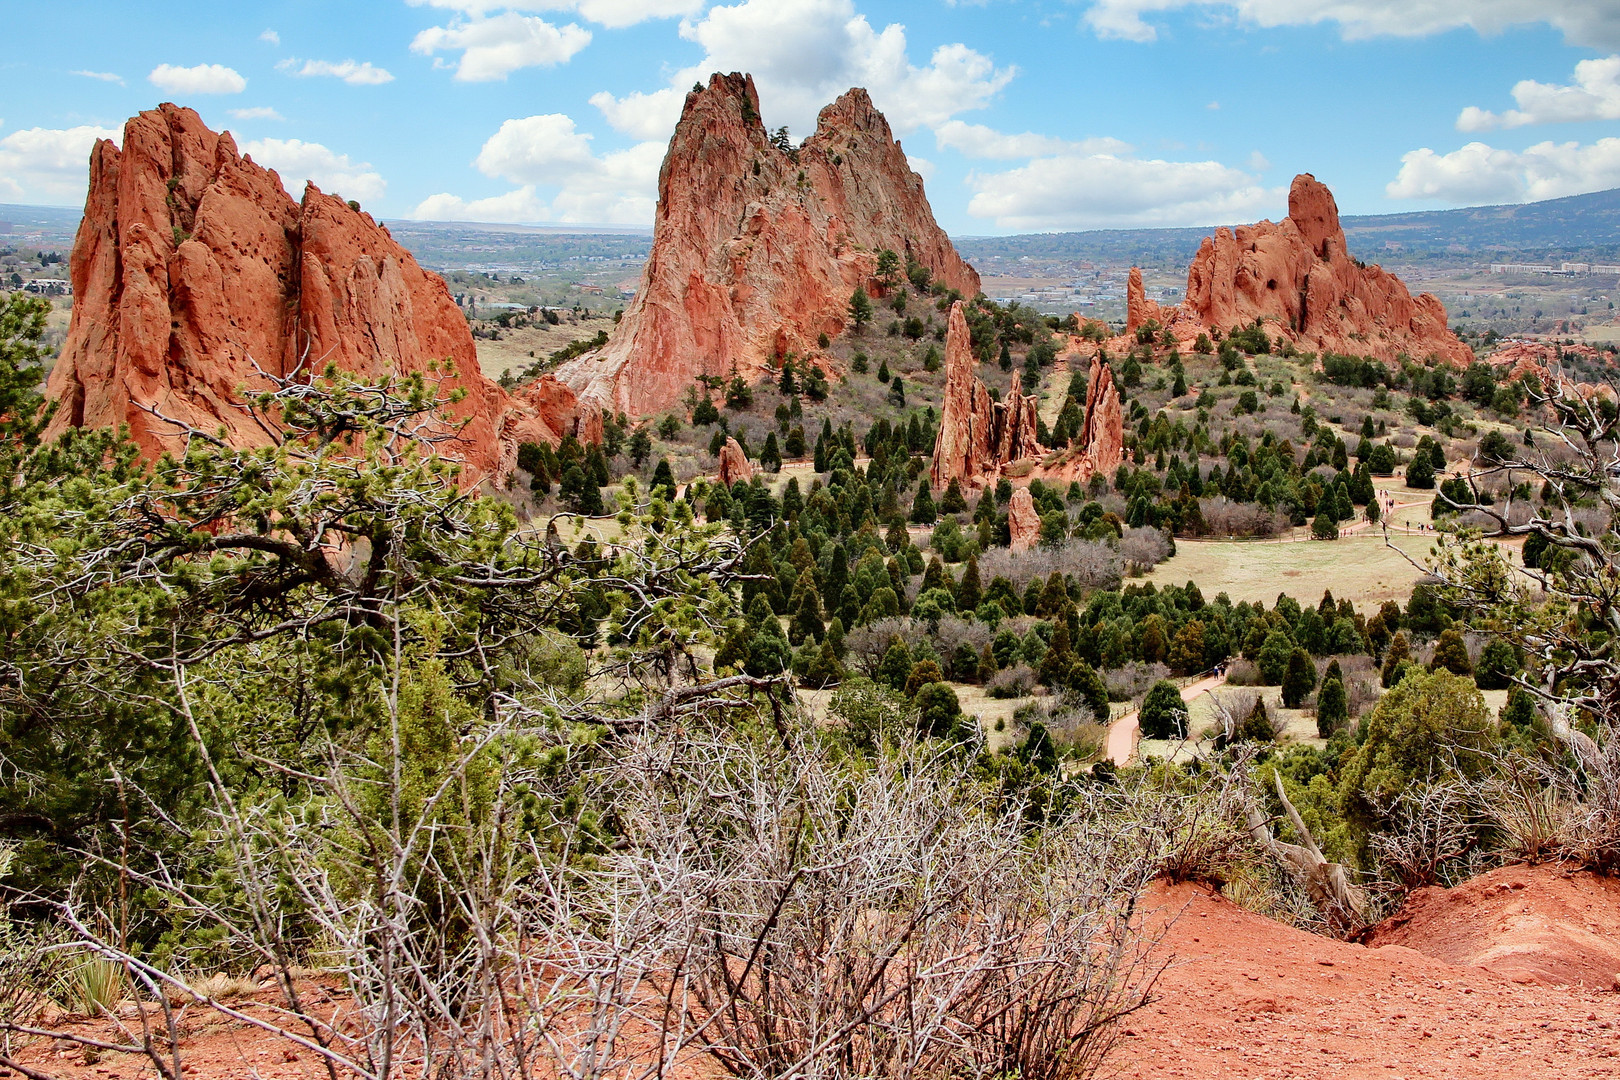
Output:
top-left (1078, 354), bottom-right (1124, 478)
top-left (1007, 487), bottom-right (1039, 552)
top-left (559, 72), bottom-right (979, 419)
top-left (930, 301), bottom-right (1121, 493)
top-left (929, 302), bottom-right (1041, 491)
top-left (1125, 267), bottom-right (1165, 337)
top-left (1126, 174), bottom-right (1472, 367)
top-left (45, 104), bottom-right (587, 483)
top-left (716, 437), bottom-right (752, 487)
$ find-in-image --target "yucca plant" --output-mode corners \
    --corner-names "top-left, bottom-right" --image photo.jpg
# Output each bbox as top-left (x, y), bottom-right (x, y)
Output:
top-left (66, 956), bottom-right (125, 1016)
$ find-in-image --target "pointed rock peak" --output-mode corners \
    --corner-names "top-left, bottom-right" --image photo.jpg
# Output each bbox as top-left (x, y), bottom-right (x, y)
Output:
top-left (815, 86), bottom-right (888, 138)
top-left (1288, 173), bottom-right (1342, 259)
top-left (557, 74), bottom-right (978, 419)
top-left (47, 103), bottom-right (587, 484)
top-left (684, 71), bottom-right (764, 137)
top-left (946, 299), bottom-right (971, 352)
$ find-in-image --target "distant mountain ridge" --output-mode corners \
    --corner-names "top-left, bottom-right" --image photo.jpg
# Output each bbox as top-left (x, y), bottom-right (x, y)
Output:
top-left (953, 187), bottom-right (1620, 266)
top-left (12, 186), bottom-right (1620, 269)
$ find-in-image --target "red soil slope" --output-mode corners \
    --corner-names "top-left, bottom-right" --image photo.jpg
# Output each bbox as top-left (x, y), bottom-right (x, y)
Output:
top-left (1122, 878), bottom-right (1619, 1079)
top-left (1369, 862), bottom-right (1620, 990)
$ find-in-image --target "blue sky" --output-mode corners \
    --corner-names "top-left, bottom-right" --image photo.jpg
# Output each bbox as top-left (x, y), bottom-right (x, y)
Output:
top-left (3, 0), bottom-right (1620, 234)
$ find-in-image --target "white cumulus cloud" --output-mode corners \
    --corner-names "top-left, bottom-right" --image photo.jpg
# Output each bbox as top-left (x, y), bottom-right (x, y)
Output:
top-left (278, 58), bottom-right (395, 85)
top-left (230, 107), bottom-right (285, 121)
top-left (965, 152), bottom-right (1277, 230)
top-left (260, 29), bottom-right (280, 45)
top-left (410, 12), bottom-right (592, 80)
top-left (407, 0), bottom-right (698, 26)
top-left (934, 120), bottom-right (1130, 159)
top-left (70, 70), bottom-right (124, 85)
top-left (1458, 54), bottom-right (1620, 131)
top-left (242, 138), bottom-right (388, 204)
top-left (148, 63), bottom-right (247, 95)
top-left (1080, 0), bottom-right (1620, 51)
top-left (590, 0), bottom-right (1014, 144)
top-left (0, 123), bottom-right (120, 203)
top-left (1386, 137), bottom-right (1620, 204)
top-left (410, 112), bottom-right (663, 224)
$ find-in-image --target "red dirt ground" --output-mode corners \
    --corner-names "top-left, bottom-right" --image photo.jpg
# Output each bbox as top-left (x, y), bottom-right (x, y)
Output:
top-left (1367, 862), bottom-right (1620, 991)
top-left (1120, 869), bottom-right (1620, 1079)
top-left (11, 866), bottom-right (1620, 1080)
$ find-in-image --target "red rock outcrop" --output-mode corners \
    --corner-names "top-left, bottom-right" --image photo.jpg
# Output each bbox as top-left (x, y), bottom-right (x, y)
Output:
top-left (45, 104), bottom-right (588, 483)
top-left (930, 301), bottom-right (1121, 493)
top-left (929, 302), bottom-right (1041, 491)
top-left (1077, 353), bottom-right (1123, 477)
top-left (1127, 174), bottom-right (1473, 367)
top-left (1124, 267), bottom-right (1165, 337)
top-left (1007, 487), bottom-right (1039, 552)
top-left (716, 436), bottom-right (752, 487)
top-left (558, 72), bottom-right (979, 419)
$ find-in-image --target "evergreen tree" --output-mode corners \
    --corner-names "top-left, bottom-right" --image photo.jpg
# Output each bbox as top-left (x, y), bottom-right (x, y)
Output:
top-left (1140, 680), bottom-right (1188, 739)
top-left (788, 570), bottom-right (825, 645)
top-left (848, 286), bottom-right (873, 330)
top-left (1282, 648), bottom-right (1317, 707)
top-left (1429, 628), bottom-right (1473, 676)
top-left (956, 553), bottom-right (981, 611)
top-left (1475, 639), bottom-right (1519, 690)
top-left (559, 465), bottom-right (603, 515)
top-left (1381, 631), bottom-right (1412, 688)
top-left (1258, 629), bottom-right (1294, 684)
top-left (1316, 659), bottom-right (1348, 736)
top-left (910, 476), bottom-right (937, 524)
top-left (1405, 453), bottom-right (1435, 489)
top-left (876, 637), bottom-right (912, 690)
top-left (1065, 659), bottom-right (1111, 723)
top-left (877, 358), bottom-right (891, 383)
top-left (940, 478), bottom-right (968, 514)
top-left (649, 458), bottom-right (677, 501)
top-left (760, 431), bottom-right (782, 472)
top-left (628, 426), bottom-right (652, 467)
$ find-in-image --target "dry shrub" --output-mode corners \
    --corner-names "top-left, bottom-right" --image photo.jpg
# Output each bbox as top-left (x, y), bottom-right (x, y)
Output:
top-left (934, 615), bottom-right (993, 658)
top-left (1103, 661), bottom-right (1170, 703)
top-left (1198, 497), bottom-right (1289, 537)
top-left (846, 616), bottom-right (924, 677)
top-left (976, 541), bottom-right (1122, 594)
top-left (1222, 659), bottom-right (1262, 686)
top-left (38, 704), bottom-right (1169, 1080)
top-left (1367, 779), bottom-right (1488, 890)
top-left (987, 663), bottom-right (1038, 699)
top-left (1014, 693), bottom-right (1103, 758)
top-left (1119, 526), bottom-right (1173, 574)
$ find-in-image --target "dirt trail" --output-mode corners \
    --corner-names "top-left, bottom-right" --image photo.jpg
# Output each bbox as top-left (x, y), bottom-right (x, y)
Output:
top-left (1104, 671), bottom-right (1225, 765)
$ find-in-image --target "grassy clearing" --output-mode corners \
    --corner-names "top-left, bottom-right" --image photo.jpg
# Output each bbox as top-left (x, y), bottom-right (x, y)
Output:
top-left (1141, 532), bottom-right (1433, 611)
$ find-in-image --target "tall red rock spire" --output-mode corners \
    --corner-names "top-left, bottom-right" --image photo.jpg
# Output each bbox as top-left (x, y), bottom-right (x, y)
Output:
top-left (46, 104), bottom-right (587, 483)
top-left (558, 72), bottom-right (980, 420)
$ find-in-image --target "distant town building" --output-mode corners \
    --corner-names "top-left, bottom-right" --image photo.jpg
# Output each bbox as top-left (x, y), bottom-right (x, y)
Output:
top-left (1490, 262), bottom-right (1620, 276)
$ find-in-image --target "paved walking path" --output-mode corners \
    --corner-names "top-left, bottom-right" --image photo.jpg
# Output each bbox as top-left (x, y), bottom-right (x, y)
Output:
top-left (1103, 670), bottom-right (1227, 766)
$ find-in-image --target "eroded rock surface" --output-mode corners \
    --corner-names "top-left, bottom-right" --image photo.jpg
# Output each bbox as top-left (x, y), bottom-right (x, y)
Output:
top-left (930, 301), bottom-right (1120, 493)
top-left (1127, 174), bottom-right (1472, 366)
top-left (716, 437), bottom-right (753, 487)
top-left (46, 104), bottom-right (587, 483)
top-left (1007, 487), bottom-right (1039, 552)
top-left (559, 72), bottom-right (978, 420)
